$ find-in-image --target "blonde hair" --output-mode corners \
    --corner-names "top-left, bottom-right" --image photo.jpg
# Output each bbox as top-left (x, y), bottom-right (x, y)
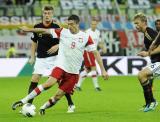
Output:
top-left (133, 13), bottom-right (147, 23)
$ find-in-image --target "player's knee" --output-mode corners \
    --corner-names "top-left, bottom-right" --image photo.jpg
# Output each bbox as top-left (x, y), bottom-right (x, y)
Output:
top-left (31, 75), bottom-right (41, 82)
top-left (80, 70), bottom-right (87, 77)
top-left (138, 71), bottom-right (147, 82)
top-left (54, 93), bottom-right (63, 100)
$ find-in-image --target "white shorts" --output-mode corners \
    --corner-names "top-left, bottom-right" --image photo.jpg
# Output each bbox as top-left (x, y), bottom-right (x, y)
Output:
top-left (33, 56), bottom-right (57, 76)
top-left (146, 62), bottom-right (160, 78)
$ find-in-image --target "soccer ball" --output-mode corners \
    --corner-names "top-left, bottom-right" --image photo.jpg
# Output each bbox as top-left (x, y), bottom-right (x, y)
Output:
top-left (21, 103), bottom-right (36, 117)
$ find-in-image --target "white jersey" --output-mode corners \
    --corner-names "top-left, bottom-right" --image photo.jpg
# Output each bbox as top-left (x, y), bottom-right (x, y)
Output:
top-left (86, 28), bottom-right (100, 47)
top-left (50, 28), bottom-right (96, 74)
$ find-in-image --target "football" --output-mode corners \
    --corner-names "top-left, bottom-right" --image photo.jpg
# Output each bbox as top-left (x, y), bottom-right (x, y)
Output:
top-left (21, 103), bottom-right (36, 117)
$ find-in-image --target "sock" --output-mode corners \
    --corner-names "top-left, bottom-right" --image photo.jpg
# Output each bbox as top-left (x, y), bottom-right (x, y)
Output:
top-left (142, 80), bottom-right (155, 105)
top-left (40, 97), bottom-right (59, 110)
top-left (21, 85), bottom-right (44, 104)
top-left (28, 82), bottom-right (38, 103)
top-left (76, 70), bottom-right (87, 87)
top-left (149, 79), bottom-right (154, 87)
top-left (92, 76), bottom-right (99, 88)
top-left (89, 71), bottom-right (99, 88)
top-left (65, 93), bottom-right (74, 106)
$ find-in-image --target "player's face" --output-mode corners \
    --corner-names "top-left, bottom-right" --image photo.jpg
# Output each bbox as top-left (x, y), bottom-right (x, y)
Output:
top-left (68, 20), bottom-right (79, 34)
top-left (42, 10), bottom-right (53, 22)
top-left (155, 21), bottom-right (160, 32)
top-left (134, 18), bottom-right (146, 32)
top-left (91, 20), bottom-right (98, 30)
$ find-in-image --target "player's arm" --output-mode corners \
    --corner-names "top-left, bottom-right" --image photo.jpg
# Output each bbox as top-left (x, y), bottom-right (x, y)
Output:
top-left (149, 32), bottom-right (160, 51)
top-left (47, 44), bottom-right (59, 54)
top-left (86, 36), bottom-right (108, 80)
top-left (20, 26), bottom-right (63, 38)
top-left (98, 40), bottom-right (107, 54)
top-left (149, 45), bottom-right (160, 56)
top-left (19, 26), bottom-right (50, 34)
top-left (28, 41), bottom-right (37, 65)
top-left (92, 50), bottom-right (109, 80)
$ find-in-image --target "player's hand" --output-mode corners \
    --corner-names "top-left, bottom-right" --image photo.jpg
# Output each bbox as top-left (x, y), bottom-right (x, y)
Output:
top-left (47, 44), bottom-right (59, 54)
top-left (101, 70), bottom-right (109, 80)
top-left (19, 26), bottom-right (31, 32)
top-left (137, 51), bottom-right (149, 57)
top-left (28, 57), bottom-right (35, 65)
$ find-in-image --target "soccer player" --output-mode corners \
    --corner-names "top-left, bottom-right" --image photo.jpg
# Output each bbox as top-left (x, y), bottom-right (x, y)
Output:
top-left (6, 43), bottom-right (16, 58)
top-left (76, 18), bottom-right (107, 91)
top-left (155, 19), bottom-right (160, 32)
top-left (26, 5), bottom-right (75, 113)
top-left (134, 13), bottom-right (160, 112)
top-left (12, 15), bottom-right (109, 115)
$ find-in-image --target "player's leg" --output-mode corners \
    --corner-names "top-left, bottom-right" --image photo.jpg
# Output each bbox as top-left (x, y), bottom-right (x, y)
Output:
top-left (138, 63), bottom-right (159, 112)
top-left (28, 74), bottom-right (41, 103)
top-left (76, 51), bottom-right (91, 91)
top-left (39, 88), bottom-right (65, 115)
top-left (88, 66), bottom-right (101, 91)
top-left (27, 58), bottom-right (45, 103)
top-left (12, 76), bottom-right (58, 110)
top-left (95, 60), bottom-right (101, 75)
top-left (64, 93), bottom-right (75, 113)
top-left (149, 78), bottom-right (154, 88)
top-left (76, 69), bottom-right (87, 91)
top-left (40, 72), bottom-right (79, 115)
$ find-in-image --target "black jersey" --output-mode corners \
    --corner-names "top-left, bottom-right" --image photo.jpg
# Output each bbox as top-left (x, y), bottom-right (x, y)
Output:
top-left (144, 27), bottom-right (160, 63)
top-left (31, 22), bottom-right (60, 58)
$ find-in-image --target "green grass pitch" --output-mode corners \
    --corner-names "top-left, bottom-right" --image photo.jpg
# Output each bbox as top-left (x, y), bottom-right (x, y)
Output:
top-left (0, 76), bottom-right (160, 122)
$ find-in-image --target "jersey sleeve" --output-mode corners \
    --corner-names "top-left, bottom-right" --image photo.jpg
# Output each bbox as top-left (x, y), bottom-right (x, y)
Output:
top-left (49, 28), bottom-right (63, 38)
top-left (85, 35), bottom-right (97, 51)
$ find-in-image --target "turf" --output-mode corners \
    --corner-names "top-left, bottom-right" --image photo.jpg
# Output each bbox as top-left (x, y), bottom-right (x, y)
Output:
top-left (0, 76), bottom-right (160, 122)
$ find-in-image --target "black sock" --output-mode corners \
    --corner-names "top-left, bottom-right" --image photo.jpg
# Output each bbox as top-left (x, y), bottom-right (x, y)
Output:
top-left (149, 79), bottom-right (154, 87)
top-left (65, 93), bottom-right (74, 106)
top-left (142, 80), bottom-right (155, 105)
top-left (28, 82), bottom-right (38, 103)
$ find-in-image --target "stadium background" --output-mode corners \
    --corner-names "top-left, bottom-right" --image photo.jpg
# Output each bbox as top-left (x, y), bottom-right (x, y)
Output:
top-left (1, 1), bottom-right (160, 122)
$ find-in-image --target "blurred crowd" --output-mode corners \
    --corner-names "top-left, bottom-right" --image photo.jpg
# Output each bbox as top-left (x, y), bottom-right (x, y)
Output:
top-left (0, 0), bottom-right (35, 5)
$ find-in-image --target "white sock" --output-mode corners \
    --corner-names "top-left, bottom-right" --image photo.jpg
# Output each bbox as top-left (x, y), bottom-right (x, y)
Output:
top-left (89, 71), bottom-right (99, 88)
top-left (40, 97), bottom-right (58, 109)
top-left (76, 70), bottom-right (87, 87)
top-left (92, 76), bottom-right (99, 88)
top-left (21, 85), bottom-right (44, 103)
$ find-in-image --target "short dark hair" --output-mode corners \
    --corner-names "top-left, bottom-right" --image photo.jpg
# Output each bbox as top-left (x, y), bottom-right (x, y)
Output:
top-left (10, 43), bottom-right (15, 47)
top-left (68, 15), bottom-right (80, 24)
top-left (155, 19), bottom-right (160, 25)
top-left (43, 5), bottom-right (54, 11)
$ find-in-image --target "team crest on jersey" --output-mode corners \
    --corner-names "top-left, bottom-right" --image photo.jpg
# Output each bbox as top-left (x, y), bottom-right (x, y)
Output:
top-left (78, 38), bottom-right (83, 43)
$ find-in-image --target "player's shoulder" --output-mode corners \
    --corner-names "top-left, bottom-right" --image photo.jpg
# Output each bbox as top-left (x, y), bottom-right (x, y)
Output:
top-left (51, 22), bottom-right (60, 28)
top-left (146, 27), bottom-right (157, 34)
top-left (146, 27), bottom-right (158, 37)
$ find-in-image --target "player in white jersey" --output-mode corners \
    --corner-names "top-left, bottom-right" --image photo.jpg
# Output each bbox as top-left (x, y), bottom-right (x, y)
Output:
top-left (76, 19), bottom-right (107, 91)
top-left (12, 15), bottom-right (109, 115)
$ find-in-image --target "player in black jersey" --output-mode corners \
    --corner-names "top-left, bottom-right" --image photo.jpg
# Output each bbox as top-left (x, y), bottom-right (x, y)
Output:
top-left (133, 13), bottom-right (160, 112)
top-left (27, 5), bottom-right (75, 113)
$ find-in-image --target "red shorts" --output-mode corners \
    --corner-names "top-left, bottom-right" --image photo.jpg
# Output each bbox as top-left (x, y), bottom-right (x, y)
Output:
top-left (50, 67), bottom-right (79, 94)
top-left (83, 50), bottom-right (96, 68)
